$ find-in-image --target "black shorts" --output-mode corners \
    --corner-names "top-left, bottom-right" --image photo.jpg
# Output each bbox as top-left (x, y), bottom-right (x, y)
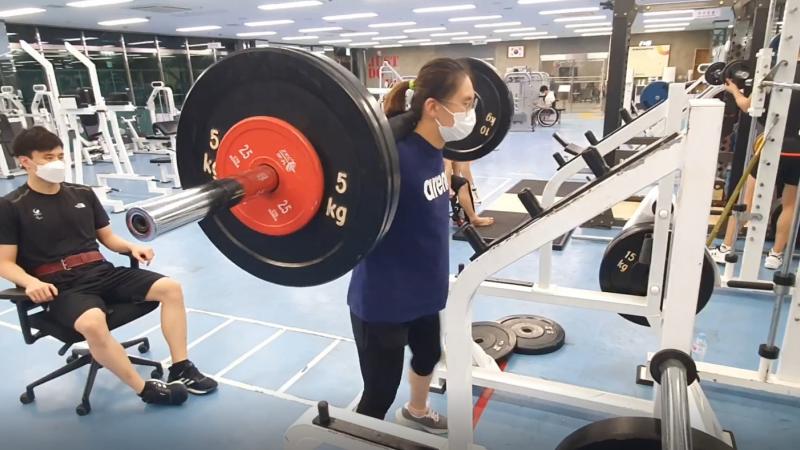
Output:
top-left (751, 155), bottom-right (800, 186)
top-left (40, 261), bottom-right (165, 329)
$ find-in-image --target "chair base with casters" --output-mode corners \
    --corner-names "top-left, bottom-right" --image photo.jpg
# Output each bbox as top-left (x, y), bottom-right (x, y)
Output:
top-left (1, 255), bottom-right (166, 416)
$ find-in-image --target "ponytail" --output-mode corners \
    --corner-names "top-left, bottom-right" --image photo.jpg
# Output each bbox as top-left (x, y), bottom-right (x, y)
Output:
top-left (383, 80), bottom-right (411, 118)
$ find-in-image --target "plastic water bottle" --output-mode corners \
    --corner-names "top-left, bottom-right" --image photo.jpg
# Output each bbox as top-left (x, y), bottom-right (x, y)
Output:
top-left (692, 332), bottom-right (708, 361)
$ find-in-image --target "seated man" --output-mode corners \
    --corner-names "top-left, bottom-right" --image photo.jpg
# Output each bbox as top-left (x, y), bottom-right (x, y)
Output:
top-left (540, 85), bottom-right (556, 108)
top-left (445, 159), bottom-right (493, 227)
top-left (0, 127), bottom-right (217, 406)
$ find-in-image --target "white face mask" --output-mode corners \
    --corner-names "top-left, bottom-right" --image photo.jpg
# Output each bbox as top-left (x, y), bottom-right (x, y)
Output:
top-left (35, 160), bottom-right (66, 184)
top-left (436, 103), bottom-right (477, 143)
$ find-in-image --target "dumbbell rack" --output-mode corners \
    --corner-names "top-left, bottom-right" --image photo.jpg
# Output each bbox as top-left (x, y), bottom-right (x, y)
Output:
top-left (440, 99), bottom-right (731, 450)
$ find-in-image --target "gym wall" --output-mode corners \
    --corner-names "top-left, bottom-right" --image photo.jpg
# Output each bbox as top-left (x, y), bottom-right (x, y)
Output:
top-left (367, 30), bottom-right (713, 82)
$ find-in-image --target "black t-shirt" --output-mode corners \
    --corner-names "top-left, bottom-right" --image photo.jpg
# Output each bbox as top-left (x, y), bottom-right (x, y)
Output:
top-left (0, 183), bottom-right (110, 271)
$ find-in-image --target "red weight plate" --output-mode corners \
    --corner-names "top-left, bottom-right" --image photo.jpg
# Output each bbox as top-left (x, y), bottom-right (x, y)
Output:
top-left (215, 116), bottom-right (324, 236)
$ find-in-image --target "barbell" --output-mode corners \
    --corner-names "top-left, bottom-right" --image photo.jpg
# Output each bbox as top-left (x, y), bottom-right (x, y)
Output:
top-left (126, 46), bottom-right (514, 287)
top-left (704, 59), bottom-right (751, 87)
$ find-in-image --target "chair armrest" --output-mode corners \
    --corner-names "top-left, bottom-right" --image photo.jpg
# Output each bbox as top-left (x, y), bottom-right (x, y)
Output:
top-left (0, 288), bottom-right (45, 345)
top-left (118, 252), bottom-right (139, 269)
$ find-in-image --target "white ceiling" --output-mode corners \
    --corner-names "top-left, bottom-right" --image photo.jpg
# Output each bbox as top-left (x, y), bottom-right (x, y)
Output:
top-left (2, 1), bottom-right (734, 47)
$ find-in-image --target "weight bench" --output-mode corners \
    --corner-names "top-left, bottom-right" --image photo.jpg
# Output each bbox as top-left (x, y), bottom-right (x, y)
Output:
top-left (146, 120), bottom-right (181, 188)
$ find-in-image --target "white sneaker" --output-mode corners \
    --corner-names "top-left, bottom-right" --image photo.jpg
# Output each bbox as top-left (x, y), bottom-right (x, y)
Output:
top-left (764, 250), bottom-right (783, 270)
top-left (709, 244), bottom-right (731, 264)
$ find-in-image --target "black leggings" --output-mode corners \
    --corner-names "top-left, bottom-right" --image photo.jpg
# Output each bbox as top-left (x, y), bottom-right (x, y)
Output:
top-left (350, 311), bottom-right (442, 419)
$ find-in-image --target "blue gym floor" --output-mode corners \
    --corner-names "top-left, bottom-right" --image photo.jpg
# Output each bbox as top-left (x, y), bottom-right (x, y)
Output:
top-left (1, 114), bottom-right (799, 450)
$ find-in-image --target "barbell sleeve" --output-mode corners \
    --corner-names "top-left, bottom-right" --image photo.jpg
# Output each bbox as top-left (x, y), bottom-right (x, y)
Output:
top-left (126, 165), bottom-right (279, 241)
top-left (660, 360), bottom-right (693, 450)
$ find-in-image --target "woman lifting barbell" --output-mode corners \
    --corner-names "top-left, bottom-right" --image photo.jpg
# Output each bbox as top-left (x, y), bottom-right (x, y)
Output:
top-left (346, 58), bottom-right (483, 434)
top-left (710, 63), bottom-right (800, 270)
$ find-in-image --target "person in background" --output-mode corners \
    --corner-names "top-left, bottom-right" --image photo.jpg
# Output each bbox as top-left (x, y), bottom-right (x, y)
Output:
top-left (710, 62), bottom-right (800, 269)
top-left (445, 159), bottom-right (494, 227)
top-left (540, 85), bottom-right (556, 108)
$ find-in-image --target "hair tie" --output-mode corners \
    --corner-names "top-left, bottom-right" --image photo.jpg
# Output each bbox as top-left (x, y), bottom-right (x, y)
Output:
top-left (408, 80), bottom-right (416, 90)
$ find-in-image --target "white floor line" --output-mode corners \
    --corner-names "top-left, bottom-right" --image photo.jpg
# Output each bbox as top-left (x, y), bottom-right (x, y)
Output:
top-left (186, 308), bottom-right (353, 342)
top-left (160, 317), bottom-right (234, 365)
top-left (0, 319), bottom-right (22, 332)
top-left (215, 376), bottom-right (316, 407)
top-left (0, 306), bottom-right (16, 317)
top-left (214, 328), bottom-right (287, 378)
top-left (131, 323), bottom-right (162, 340)
top-left (277, 339), bottom-right (342, 394)
top-left (477, 177), bottom-right (512, 206)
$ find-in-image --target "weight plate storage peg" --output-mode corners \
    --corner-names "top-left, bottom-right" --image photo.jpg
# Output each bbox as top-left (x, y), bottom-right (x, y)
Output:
top-left (598, 223), bottom-right (716, 326)
top-left (472, 321), bottom-right (517, 361)
top-left (175, 46), bottom-right (400, 287)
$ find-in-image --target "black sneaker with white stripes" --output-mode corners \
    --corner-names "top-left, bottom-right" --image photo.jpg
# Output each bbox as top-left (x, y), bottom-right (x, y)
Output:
top-left (168, 360), bottom-right (218, 395)
top-left (139, 379), bottom-right (188, 405)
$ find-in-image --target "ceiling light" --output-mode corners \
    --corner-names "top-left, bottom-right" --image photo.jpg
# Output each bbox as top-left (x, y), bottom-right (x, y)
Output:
top-left (282, 35), bottom-right (319, 40)
top-left (258, 1), bottom-right (322, 11)
top-left (368, 21), bottom-right (416, 28)
top-left (348, 41), bottom-right (378, 46)
top-left (299, 26), bottom-right (342, 32)
top-left (98, 17), bottom-right (149, 26)
top-left (581, 32), bottom-right (611, 36)
top-left (373, 35), bottom-right (408, 41)
top-left (128, 40), bottom-right (159, 45)
top-left (323, 12), bottom-right (378, 21)
top-left (374, 44), bottom-right (402, 48)
top-left (431, 31), bottom-right (469, 37)
top-left (564, 22), bottom-right (610, 28)
top-left (404, 27), bottom-right (446, 33)
top-left (641, 27), bottom-right (686, 32)
top-left (553, 15), bottom-right (606, 22)
top-left (485, 38), bottom-right (501, 42)
top-left (524, 35), bottom-right (558, 40)
top-left (7, 33), bottom-right (17, 36)
top-left (727, 24), bottom-right (734, 29)
top-left (475, 21), bottom-right (521, 28)
top-left (642, 10), bottom-right (694, 17)
top-left (540, 7), bottom-right (599, 15)
top-left (244, 19), bottom-right (294, 27)
top-left (414, 4), bottom-right (476, 13)
top-left (643, 17), bottom-right (694, 23)
top-left (67, 0), bottom-right (132, 7)
top-left (399, 38), bottom-right (431, 44)
top-left (420, 41), bottom-right (452, 46)
top-left (237, 31), bottom-right (277, 37)
top-left (340, 31), bottom-right (379, 37)
top-left (494, 27), bottom-right (537, 33)
top-left (510, 31), bottom-right (548, 37)
top-left (518, 0), bottom-right (564, 3)
top-left (319, 38), bottom-right (351, 44)
top-left (644, 23), bottom-right (690, 28)
top-left (176, 26), bottom-right (221, 32)
top-left (0, 8), bottom-right (47, 18)
top-left (451, 35), bottom-right (486, 40)
top-left (63, 37), bottom-right (99, 41)
top-left (449, 15), bottom-right (502, 22)
top-left (572, 27), bottom-right (613, 33)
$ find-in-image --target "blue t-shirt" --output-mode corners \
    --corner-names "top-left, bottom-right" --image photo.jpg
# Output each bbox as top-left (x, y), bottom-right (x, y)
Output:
top-left (347, 132), bottom-right (450, 323)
